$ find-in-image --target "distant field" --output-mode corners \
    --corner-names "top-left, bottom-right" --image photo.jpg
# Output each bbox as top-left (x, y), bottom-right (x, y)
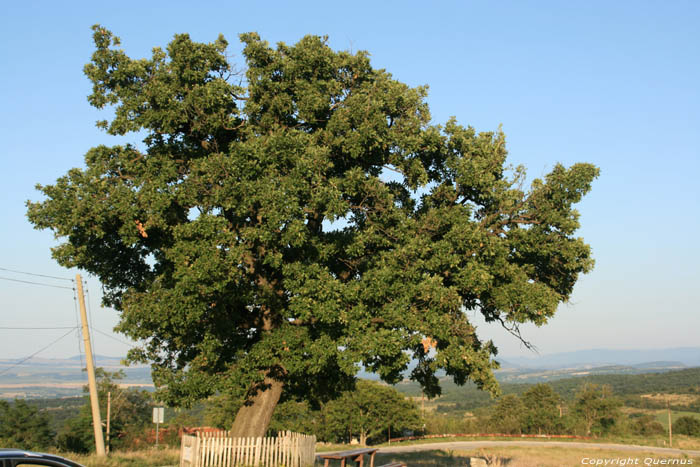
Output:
top-left (642, 393), bottom-right (700, 406)
top-left (652, 410), bottom-right (700, 429)
top-left (0, 357), bottom-right (153, 399)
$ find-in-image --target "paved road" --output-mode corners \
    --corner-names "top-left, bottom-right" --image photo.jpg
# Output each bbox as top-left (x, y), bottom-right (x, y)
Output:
top-left (379, 440), bottom-right (700, 457)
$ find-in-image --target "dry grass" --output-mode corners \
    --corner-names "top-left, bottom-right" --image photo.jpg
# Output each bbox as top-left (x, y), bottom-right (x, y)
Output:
top-left (52, 440), bottom-right (700, 466)
top-left (49, 447), bottom-right (180, 467)
top-left (371, 446), bottom-right (700, 467)
top-left (641, 393), bottom-right (700, 406)
top-left (378, 433), bottom-right (700, 451)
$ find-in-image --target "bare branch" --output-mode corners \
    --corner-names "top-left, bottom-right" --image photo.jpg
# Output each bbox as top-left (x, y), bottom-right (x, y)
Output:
top-left (496, 315), bottom-right (538, 352)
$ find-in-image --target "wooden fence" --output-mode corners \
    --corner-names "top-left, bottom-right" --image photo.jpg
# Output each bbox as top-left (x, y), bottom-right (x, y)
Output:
top-left (180, 430), bottom-right (316, 467)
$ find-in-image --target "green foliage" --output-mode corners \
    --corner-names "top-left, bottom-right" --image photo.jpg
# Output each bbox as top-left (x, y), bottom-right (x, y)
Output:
top-left (203, 394), bottom-right (242, 429)
top-left (56, 407), bottom-right (95, 454)
top-left (203, 395), bottom-right (317, 434)
top-left (395, 368), bottom-right (700, 414)
top-left (321, 380), bottom-right (421, 445)
top-left (22, 396), bottom-right (84, 435)
top-left (56, 368), bottom-right (153, 453)
top-left (572, 383), bottom-right (621, 435)
top-left (489, 394), bottom-right (525, 434)
top-left (674, 415), bottom-right (700, 437)
top-left (520, 384), bottom-right (563, 434)
top-left (630, 415), bottom-right (666, 436)
top-left (0, 399), bottom-right (54, 450)
top-left (268, 400), bottom-right (318, 435)
top-left (551, 368), bottom-right (700, 401)
top-left (423, 412), bottom-right (479, 435)
top-left (27, 26), bottom-right (598, 425)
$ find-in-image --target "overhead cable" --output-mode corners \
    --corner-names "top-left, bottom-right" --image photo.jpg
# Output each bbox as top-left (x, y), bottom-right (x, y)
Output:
top-left (0, 276), bottom-right (74, 290)
top-left (0, 267), bottom-right (72, 281)
top-left (91, 326), bottom-right (139, 348)
top-left (0, 327), bottom-right (77, 376)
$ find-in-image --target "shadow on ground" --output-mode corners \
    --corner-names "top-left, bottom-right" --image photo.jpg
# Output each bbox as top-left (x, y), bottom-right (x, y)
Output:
top-left (314, 450), bottom-right (513, 466)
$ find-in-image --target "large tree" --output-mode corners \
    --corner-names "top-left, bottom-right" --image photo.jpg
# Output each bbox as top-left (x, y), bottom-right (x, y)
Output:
top-left (321, 380), bottom-right (420, 445)
top-left (521, 384), bottom-right (563, 435)
top-left (27, 26), bottom-right (598, 437)
top-left (573, 383), bottom-right (620, 436)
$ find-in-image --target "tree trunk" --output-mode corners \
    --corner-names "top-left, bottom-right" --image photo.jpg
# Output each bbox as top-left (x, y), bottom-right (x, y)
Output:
top-left (230, 375), bottom-right (284, 438)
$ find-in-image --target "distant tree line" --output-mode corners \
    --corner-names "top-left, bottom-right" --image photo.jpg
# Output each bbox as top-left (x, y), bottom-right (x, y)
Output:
top-left (422, 382), bottom-right (700, 439)
top-left (2, 370), bottom-right (700, 453)
top-left (398, 368), bottom-right (700, 412)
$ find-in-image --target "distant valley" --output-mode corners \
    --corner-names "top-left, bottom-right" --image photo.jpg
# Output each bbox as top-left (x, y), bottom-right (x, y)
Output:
top-left (0, 355), bottom-right (152, 399)
top-left (2, 347), bottom-right (699, 399)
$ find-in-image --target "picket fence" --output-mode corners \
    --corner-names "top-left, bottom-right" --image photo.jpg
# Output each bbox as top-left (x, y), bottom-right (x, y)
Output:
top-left (180, 430), bottom-right (316, 467)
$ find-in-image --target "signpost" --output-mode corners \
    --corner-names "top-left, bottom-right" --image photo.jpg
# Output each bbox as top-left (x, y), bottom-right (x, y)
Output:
top-left (153, 407), bottom-right (164, 447)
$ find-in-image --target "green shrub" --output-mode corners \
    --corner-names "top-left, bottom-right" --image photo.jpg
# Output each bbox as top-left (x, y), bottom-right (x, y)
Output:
top-left (674, 416), bottom-right (700, 437)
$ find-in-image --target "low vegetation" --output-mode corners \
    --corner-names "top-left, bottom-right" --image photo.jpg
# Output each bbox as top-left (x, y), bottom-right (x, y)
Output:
top-left (2, 367), bottom-right (700, 463)
top-left (48, 448), bottom-right (179, 467)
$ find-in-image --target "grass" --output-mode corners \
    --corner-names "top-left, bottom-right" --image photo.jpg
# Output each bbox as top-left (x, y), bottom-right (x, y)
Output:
top-left (47, 447), bottom-right (180, 467)
top-left (652, 410), bottom-right (700, 429)
top-left (641, 393), bottom-right (700, 406)
top-left (47, 440), bottom-right (700, 466)
top-left (372, 434), bottom-right (700, 451)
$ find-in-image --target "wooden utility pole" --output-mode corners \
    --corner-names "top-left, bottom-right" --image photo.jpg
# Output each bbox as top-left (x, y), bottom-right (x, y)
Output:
top-left (76, 274), bottom-right (106, 456)
top-left (668, 399), bottom-right (673, 448)
top-left (106, 391), bottom-right (111, 454)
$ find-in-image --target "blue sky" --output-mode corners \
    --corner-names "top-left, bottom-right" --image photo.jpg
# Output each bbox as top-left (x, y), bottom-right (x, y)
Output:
top-left (1, 1), bottom-right (698, 361)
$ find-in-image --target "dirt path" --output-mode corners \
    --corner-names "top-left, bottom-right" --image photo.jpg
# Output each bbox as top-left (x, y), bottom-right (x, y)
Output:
top-left (379, 440), bottom-right (700, 456)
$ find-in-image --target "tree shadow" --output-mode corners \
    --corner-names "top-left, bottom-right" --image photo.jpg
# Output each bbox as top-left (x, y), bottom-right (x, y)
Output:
top-left (371, 449), bottom-right (514, 466)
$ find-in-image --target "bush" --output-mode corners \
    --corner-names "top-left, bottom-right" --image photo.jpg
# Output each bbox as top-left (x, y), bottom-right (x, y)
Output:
top-left (630, 415), bottom-right (665, 436)
top-left (0, 400), bottom-right (54, 450)
top-left (674, 416), bottom-right (700, 437)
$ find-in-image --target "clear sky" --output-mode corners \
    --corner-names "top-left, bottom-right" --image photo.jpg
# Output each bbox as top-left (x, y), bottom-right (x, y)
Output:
top-left (1, 1), bottom-right (698, 361)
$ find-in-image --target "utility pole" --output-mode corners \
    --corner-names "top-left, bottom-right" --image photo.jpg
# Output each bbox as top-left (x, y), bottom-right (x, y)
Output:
top-left (668, 399), bottom-right (673, 448)
top-left (106, 391), bottom-right (111, 454)
top-left (76, 274), bottom-right (106, 457)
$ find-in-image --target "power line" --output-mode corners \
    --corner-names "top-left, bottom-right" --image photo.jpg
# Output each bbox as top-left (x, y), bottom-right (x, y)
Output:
top-left (91, 326), bottom-right (139, 348)
top-left (0, 266), bottom-right (73, 281)
top-left (84, 282), bottom-right (97, 358)
top-left (0, 326), bottom-right (77, 330)
top-left (0, 328), bottom-right (77, 376)
top-left (73, 286), bottom-right (84, 369)
top-left (0, 276), bottom-right (74, 290)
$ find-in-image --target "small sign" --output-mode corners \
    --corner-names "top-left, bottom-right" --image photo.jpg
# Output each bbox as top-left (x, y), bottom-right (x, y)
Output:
top-left (152, 407), bottom-right (164, 424)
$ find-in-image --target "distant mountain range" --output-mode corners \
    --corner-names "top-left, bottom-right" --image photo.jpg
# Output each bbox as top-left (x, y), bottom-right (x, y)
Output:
top-left (1, 347), bottom-right (699, 399)
top-left (499, 347), bottom-right (700, 369)
top-left (0, 355), bottom-right (151, 399)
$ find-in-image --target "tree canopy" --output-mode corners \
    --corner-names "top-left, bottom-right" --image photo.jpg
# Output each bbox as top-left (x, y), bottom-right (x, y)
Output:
top-left (27, 26), bottom-right (598, 436)
top-left (0, 400), bottom-right (54, 450)
top-left (490, 394), bottom-right (525, 434)
top-left (56, 368), bottom-right (153, 453)
top-left (521, 383), bottom-right (563, 434)
top-left (573, 383), bottom-right (620, 435)
top-left (321, 380), bottom-right (420, 445)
